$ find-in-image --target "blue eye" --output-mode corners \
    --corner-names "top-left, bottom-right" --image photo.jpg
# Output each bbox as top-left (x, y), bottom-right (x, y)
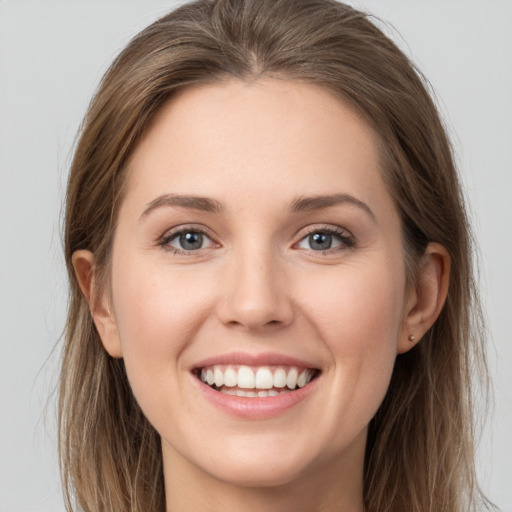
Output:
top-left (163, 228), bottom-right (214, 253)
top-left (160, 226), bottom-right (353, 255)
top-left (297, 228), bottom-right (353, 252)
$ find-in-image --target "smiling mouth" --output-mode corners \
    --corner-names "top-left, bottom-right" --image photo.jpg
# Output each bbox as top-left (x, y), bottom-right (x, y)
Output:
top-left (194, 364), bottom-right (321, 397)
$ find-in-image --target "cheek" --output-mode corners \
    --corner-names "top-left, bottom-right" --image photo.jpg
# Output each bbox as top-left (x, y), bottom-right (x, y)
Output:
top-left (297, 258), bottom-right (405, 353)
top-left (295, 259), bottom-right (405, 425)
top-left (109, 255), bottom-right (213, 406)
top-left (112, 255), bottom-right (209, 348)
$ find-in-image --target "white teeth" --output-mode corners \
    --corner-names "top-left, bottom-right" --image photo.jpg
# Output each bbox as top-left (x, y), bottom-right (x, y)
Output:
top-left (255, 367), bottom-right (273, 389)
top-left (237, 366), bottom-right (255, 389)
top-left (219, 387), bottom-right (293, 397)
top-left (297, 370), bottom-right (309, 388)
top-left (273, 368), bottom-right (287, 388)
top-left (224, 367), bottom-right (237, 387)
top-left (234, 389), bottom-right (258, 397)
top-left (214, 367), bottom-right (224, 387)
top-left (286, 367), bottom-right (298, 389)
top-left (198, 364), bottom-right (317, 392)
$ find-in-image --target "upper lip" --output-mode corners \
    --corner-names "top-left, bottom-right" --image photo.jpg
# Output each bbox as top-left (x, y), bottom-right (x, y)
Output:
top-left (192, 351), bottom-right (320, 371)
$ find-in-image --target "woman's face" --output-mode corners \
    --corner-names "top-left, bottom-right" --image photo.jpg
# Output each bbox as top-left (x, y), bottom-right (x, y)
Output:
top-left (102, 79), bottom-right (415, 489)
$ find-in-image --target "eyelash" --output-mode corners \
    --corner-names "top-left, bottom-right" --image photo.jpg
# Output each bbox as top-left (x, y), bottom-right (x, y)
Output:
top-left (298, 226), bottom-right (355, 254)
top-left (158, 225), bottom-right (355, 256)
top-left (159, 226), bottom-right (214, 255)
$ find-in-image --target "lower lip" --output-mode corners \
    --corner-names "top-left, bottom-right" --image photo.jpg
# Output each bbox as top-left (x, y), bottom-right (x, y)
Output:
top-left (191, 374), bottom-right (319, 419)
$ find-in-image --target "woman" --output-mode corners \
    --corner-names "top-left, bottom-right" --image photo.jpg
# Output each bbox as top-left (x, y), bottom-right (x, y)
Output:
top-left (60, 0), bottom-right (492, 510)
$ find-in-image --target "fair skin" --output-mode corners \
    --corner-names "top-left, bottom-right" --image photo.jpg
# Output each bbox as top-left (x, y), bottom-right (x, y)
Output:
top-left (73, 79), bottom-right (449, 512)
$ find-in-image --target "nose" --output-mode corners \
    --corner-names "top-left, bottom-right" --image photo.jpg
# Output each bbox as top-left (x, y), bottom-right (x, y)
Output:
top-left (216, 247), bottom-right (294, 332)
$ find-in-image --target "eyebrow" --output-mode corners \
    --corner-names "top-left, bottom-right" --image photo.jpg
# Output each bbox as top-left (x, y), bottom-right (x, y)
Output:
top-left (141, 194), bottom-right (224, 218)
top-left (289, 193), bottom-right (375, 220)
top-left (141, 192), bottom-right (375, 220)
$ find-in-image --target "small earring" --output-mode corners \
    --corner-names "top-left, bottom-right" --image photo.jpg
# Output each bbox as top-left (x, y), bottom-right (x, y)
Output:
top-left (408, 335), bottom-right (416, 342)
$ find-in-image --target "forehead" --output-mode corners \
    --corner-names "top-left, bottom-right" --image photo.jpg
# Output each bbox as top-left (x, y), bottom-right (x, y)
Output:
top-left (124, 79), bottom-right (393, 220)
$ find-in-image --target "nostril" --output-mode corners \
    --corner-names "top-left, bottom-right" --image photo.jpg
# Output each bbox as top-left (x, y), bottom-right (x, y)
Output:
top-left (226, 319), bottom-right (280, 329)
top-left (216, 284), bottom-right (294, 331)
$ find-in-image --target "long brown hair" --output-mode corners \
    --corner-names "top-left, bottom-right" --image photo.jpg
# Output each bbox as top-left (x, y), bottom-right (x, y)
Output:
top-left (61, 1), bottom-right (491, 510)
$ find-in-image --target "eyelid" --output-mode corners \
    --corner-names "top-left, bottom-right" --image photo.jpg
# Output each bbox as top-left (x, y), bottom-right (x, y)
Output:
top-left (293, 224), bottom-right (355, 252)
top-left (158, 224), bottom-right (219, 254)
top-left (157, 223), bottom-right (354, 255)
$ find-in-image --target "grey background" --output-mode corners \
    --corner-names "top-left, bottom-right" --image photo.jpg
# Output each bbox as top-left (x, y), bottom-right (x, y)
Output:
top-left (0, 1), bottom-right (511, 510)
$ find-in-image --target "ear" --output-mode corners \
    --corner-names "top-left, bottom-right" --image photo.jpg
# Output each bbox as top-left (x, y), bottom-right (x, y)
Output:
top-left (72, 250), bottom-right (123, 358)
top-left (397, 242), bottom-right (451, 354)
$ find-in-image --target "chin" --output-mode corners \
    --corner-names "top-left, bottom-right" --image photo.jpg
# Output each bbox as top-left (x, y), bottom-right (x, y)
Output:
top-left (162, 430), bottom-right (323, 490)
top-left (205, 455), bottom-right (312, 489)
